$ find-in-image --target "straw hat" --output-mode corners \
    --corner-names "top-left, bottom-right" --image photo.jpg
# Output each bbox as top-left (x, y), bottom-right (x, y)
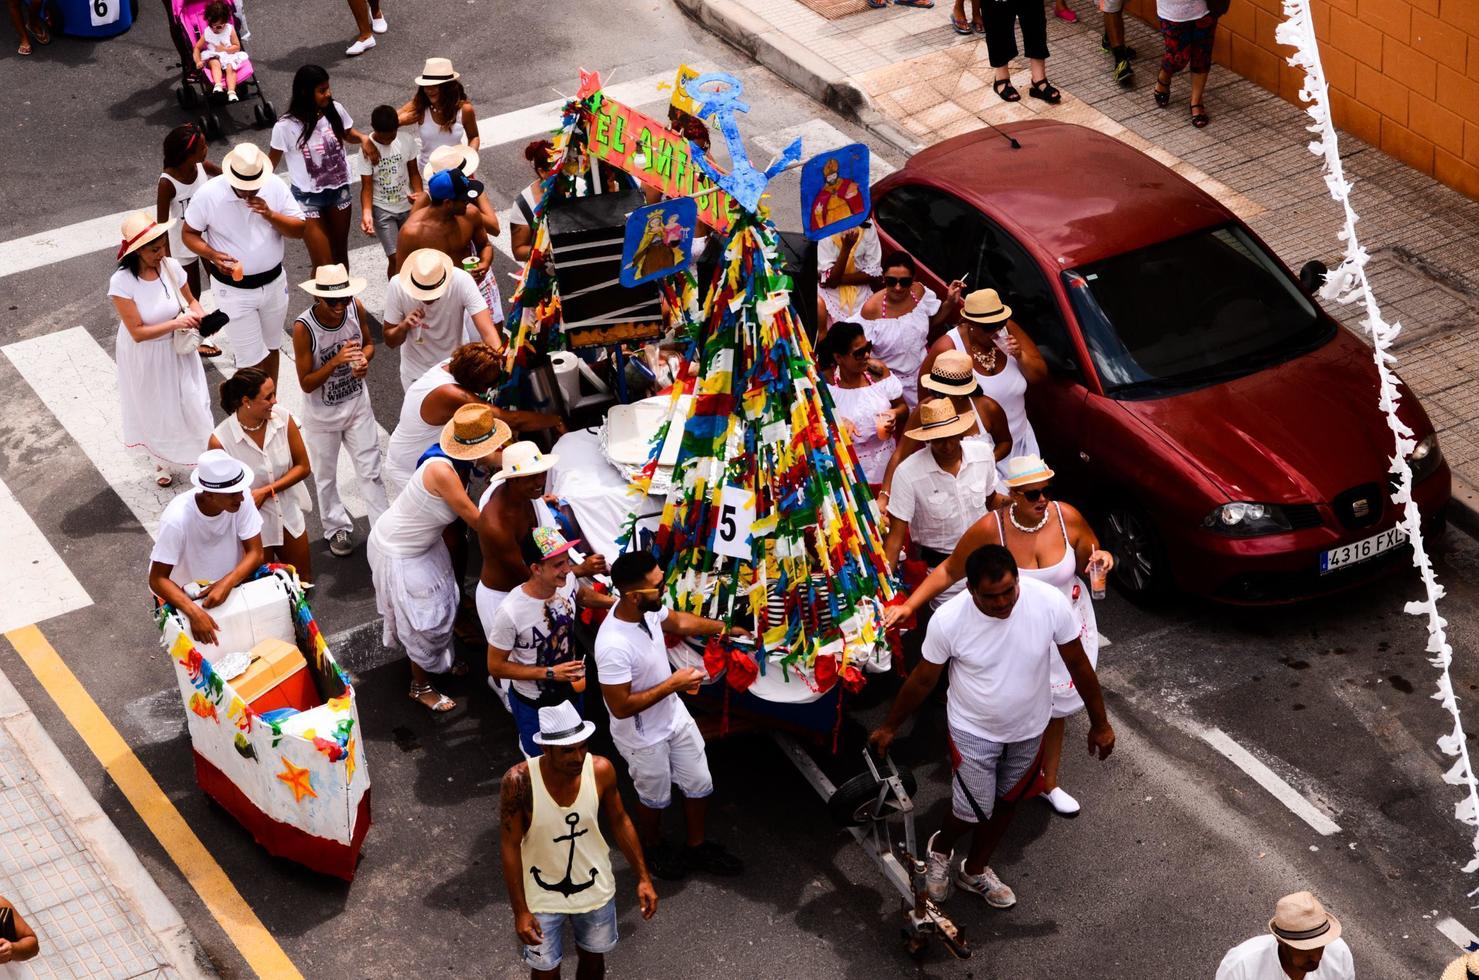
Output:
top-left (961, 288), bottom-right (1012, 325)
top-left (438, 403), bottom-right (512, 461)
top-left (117, 210), bottom-right (174, 260)
top-left (921, 349), bottom-right (979, 396)
top-left (492, 441), bottom-right (560, 481)
top-left (424, 142), bottom-right (480, 178)
top-left (300, 263), bottom-right (367, 298)
top-left (414, 57), bottom-right (461, 86)
top-left (1267, 891), bottom-right (1341, 952)
top-left (905, 398), bottom-right (975, 442)
top-left (221, 142), bottom-right (272, 191)
top-left (190, 449), bottom-right (253, 495)
top-left (1440, 950), bottom-right (1479, 980)
top-left (1002, 454), bottom-right (1056, 488)
top-left (398, 248), bottom-right (455, 301)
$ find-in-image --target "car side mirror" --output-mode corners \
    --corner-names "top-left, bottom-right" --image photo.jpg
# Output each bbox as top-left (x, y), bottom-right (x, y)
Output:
top-left (1298, 260), bottom-right (1328, 296)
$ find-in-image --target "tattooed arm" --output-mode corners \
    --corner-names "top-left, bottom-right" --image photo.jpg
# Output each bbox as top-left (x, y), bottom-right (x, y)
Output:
top-left (499, 763), bottom-right (543, 946)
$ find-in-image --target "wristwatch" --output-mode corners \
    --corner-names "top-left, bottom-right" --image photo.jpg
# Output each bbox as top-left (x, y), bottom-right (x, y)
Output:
top-left (545, 667), bottom-right (555, 681)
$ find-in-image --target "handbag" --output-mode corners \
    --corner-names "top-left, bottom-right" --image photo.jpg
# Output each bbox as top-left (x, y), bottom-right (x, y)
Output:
top-left (163, 264), bottom-right (205, 356)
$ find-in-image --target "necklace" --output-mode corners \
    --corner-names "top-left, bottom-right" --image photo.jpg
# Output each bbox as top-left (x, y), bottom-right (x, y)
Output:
top-left (968, 326), bottom-right (998, 374)
top-left (1009, 503), bottom-right (1049, 533)
top-left (238, 413), bottom-right (266, 432)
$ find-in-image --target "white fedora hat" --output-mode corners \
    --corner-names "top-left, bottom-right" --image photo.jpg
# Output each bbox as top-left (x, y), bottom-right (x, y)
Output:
top-left (398, 248), bottom-right (455, 301)
top-left (190, 449), bottom-right (253, 495)
top-left (221, 142), bottom-right (272, 191)
top-left (414, 57), bottom-right (461, 87)
top-left (117, 209), bottom-right (174, 260)
top-left (531, 701), bottom-right (595, 747)
top-left (424, 142), bottom-right (480, 178)
top-left (1267, 891), bottom-right (1341, 951)
top-left (492, 441), bottom-right (560, 482)
top-left (300, 263), bottom-right (368, 298)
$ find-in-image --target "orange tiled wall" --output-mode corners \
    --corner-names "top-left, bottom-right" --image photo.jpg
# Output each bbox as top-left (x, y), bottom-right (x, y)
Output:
top-left (1121, 0), bottom-right (1479, 199)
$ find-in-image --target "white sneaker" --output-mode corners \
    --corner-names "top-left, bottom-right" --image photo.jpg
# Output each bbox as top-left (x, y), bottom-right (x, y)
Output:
top-left (924, 832), bottom-right (953, 902)
top-left (345, 36), bottom-right (376, 56)
top-left (371, 15), bottom-right (388, 32)
top-left (1044, 786), bottom-right (1080, 816)
top-left (955, 864), bottom-right (1016, 908)
top-left (213, 82), bottom-right (224, 93)
top-left (227, 91), bottom-right (239, 103)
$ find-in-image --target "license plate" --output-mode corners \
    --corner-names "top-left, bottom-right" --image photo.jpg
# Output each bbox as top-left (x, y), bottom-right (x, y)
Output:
top-left (1319, 527), bottom-right (1409, 573)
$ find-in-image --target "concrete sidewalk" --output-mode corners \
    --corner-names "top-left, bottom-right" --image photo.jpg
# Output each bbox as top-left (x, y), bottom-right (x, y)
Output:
top-left (680, 0), bottom-right (1479, 514)
top-left (0, 668), bottom-right (212, 979)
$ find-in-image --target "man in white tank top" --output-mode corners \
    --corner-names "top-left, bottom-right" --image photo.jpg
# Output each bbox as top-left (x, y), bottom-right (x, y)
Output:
top-left (499, 703), bottom-right (657, 976)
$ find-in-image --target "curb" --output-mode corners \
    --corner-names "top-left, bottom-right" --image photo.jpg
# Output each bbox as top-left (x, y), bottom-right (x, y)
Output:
top-left (1447, 473), bottom-right (1479, 543)
top-left (0, 669), bottom-right (216, 979)
top-left (673, 0), bottom-right (922, 157)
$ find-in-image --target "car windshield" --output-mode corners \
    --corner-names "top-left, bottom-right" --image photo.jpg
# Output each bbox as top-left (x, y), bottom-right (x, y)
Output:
top-left (1063, 224), bottom-right (1333, 398)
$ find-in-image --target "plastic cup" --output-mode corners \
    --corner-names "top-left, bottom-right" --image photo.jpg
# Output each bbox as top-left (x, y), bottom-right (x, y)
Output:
top-left (1089, 558), bottom-right (1108, 601)
top-left (229, 260), bottom-right (243, 282)
top-left (875, 412), bottom-right (893, 440)
top-left (461, 257), bottom-right (479, 274)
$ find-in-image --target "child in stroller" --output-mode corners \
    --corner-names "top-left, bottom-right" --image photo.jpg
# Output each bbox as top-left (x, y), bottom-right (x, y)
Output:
top-left (193, 1), bottom-right (244, 102)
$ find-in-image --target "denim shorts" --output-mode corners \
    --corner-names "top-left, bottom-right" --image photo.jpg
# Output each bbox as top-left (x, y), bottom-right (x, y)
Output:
top-left (291, 183), bottom-right (352, 219)
top-left (521, 896), bottom-right (619, 971)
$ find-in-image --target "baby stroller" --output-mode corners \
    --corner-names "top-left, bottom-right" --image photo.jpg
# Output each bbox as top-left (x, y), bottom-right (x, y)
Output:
top-left (163, 0), bottom-right (275, 140)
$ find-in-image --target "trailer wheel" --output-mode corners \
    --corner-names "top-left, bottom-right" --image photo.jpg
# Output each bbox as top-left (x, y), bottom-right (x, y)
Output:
top-left (827, 766), bottom-right (917, 826)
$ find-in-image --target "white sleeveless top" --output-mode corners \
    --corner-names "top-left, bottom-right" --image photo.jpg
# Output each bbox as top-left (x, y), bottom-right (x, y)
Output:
top-left (295, 301), bottom-right (368, 428)
top-left (416, 109), bottom-right (468, 171)
top-left (369, 457), bottom-right (458, 557)
top-left (947, 327), bottom-right (1038, 476)
top-left (521, 754), bottom-right (615, 915)
top-left (212, 406), bottom-right (310, 545)
top-left (161, 164), bottom-right (209, 260)
top-left (385, 363), bottom-right (456, 493)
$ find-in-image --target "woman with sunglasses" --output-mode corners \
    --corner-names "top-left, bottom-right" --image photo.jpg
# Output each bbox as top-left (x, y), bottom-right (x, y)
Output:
top-left (820, 322), bottom-right (909, 489)
top-left (858, 252), bottom-right (962, 408)
top-left (884, 454), bottom-right (1113, 816)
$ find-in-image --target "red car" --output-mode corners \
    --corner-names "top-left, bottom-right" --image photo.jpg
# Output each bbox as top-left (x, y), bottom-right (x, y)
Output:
top-left (869, 120), bottom-right (1450, 602)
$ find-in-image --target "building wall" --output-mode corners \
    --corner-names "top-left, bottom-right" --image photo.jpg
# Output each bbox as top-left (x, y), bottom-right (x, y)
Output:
top-left (1121, 0), bottom-right (1479, 199)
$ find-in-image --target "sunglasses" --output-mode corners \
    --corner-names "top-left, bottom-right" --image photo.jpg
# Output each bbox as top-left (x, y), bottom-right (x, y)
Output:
top-left (847, 343), bottom-right (874, 360)
top-left (882, 275), bottom-right (914, 288)
top-left (1018, 486), bottom-right (1053, 502)
top-left (623, 587), bottom-right (662, 597)
top-left (323, 296), bottom-right (351, 307)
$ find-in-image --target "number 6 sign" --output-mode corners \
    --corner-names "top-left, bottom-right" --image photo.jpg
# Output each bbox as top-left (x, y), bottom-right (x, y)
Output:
top-left (91, 0), bottom-right (120, 26)
top-left (712, 485), bottom-right (757, 560)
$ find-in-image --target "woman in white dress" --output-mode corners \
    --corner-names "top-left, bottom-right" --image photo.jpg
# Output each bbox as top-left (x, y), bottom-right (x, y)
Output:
top-left (858, 251), bottom-right (961, 408)
top-left (108, 210), bottom-right (213, 488)
top-left (817, 222), bottom-right (882, 330)
top-left (820, 321), bottom-right (909, 489)
top-left (209, 367), bottom-right (314, 584)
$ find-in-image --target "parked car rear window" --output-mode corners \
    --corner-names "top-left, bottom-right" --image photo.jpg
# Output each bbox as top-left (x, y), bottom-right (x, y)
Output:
top-left (1063, 224), bottom-right (1333, 397)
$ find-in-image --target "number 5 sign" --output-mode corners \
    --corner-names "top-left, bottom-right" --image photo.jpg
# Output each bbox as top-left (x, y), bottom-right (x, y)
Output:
top-left (712, 485), bottom-right (757, 560)
top-left (91, 0), bottom-right (120, 26)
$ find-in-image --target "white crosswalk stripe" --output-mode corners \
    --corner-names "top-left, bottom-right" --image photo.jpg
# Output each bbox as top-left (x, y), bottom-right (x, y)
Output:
top-left (0, 475), bottom-right (93, 632)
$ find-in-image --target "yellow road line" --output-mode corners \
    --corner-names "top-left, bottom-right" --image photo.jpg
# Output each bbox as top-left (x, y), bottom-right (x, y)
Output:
top-left (4, 624), bottom-right (303, 980)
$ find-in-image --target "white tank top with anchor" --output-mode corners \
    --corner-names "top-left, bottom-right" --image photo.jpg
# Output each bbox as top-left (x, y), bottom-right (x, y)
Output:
top-left (521, 754), bottom-right (615, 915)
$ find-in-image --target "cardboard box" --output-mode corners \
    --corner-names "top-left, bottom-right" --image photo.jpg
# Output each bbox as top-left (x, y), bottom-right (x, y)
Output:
top-left (234, 638), bottom-right (316, 714)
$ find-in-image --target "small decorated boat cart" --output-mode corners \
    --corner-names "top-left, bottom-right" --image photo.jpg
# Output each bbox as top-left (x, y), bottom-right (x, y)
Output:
top-left (157, 566), bottom-right (370, 880)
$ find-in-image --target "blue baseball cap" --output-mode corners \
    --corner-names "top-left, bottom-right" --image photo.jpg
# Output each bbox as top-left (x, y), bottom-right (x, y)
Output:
top-left (428, 168), bottom-right (484, 203)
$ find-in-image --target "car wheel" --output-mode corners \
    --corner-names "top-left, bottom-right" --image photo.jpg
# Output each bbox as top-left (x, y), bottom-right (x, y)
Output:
top-left (827, 766), bottom-right (918, 826)
top-left (1103, 503), bottom-right (1168, 601)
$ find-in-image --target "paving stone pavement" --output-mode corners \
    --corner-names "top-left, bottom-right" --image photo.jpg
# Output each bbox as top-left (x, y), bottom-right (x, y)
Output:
top-left (689, 0), bottom-right (1479, 493)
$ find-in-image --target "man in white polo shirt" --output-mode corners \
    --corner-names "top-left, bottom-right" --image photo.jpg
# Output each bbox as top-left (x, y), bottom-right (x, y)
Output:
top-left (147, 449), bottom-right (265, 646)
top-left (182, 142), bottom-right (306, 384)
top-left (870, 544), bottom-right (1113, 910)
top-left (1216, 891), bottom-right (1354, 979)
top-left (384, 246), bottom-right (498, 390)
top-left (883, 397), bottom-right (999, 609)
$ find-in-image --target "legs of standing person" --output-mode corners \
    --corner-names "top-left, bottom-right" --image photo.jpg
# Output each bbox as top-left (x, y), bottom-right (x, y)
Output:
top-left (1053, 0), bottom-right (1076, 23)
top-left (270, 530), bottom-right (314, 586)
top-left (372, 205), bottom-right (404, 279)
top-left (304, 424), bottom-right (350, 541)
top-left (343, 401), bottom-right (387, 525)
top-left (1018, 0), bottom-right (1057, 100)
top-left (1157, 17), bottom-right (1189, 105)
top-left (1040, 715), bottom-right (1066, 791)
top-left (1100, 0), bottom-right (1132, 82)
top-left (1187, 14), bottom-right (1215, 126)
top-left (347, 0), bottom-right (372, 42)
top-left (983, 0), bottom-right (1021, 98)
top-left (215, 279), bottom-right (280, 382)
top-left (9, 0), bottom-right (31, 55)
top-left (301, 215), bottom-right (333, 270)
top-left (325, 192), bottom-right (353, 268)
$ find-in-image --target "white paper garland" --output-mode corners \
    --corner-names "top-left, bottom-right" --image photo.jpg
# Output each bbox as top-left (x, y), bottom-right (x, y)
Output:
top-left (1275, 2), bottom-right (1479, 877)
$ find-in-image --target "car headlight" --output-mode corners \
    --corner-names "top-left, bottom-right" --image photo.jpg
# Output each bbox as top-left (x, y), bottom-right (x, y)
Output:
top-left (1408, 433), bottom-right (1443, 482)
top-left (1202, 502), bottom-right (1293, 536)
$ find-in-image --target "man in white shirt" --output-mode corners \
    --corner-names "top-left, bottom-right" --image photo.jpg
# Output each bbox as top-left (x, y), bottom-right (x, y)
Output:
top-left (870, 544), bottom-right (1113, 909)
top-left (1216, 891), bottom-right (1354, 979)
top-left (147, 449), bottom-right (265, 646)
top-left (182, 142), bottom-right (306, 384)
top-left (594, 551), bottom-right (747, 881)
top-left (487, 528), bottom-right (614, 758)
top-left (384, 247), bottom-right (499, 390)
top-left (883, 397), bottom-right (999, 608)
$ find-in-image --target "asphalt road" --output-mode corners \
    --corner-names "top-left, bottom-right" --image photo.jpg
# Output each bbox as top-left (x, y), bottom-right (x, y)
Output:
top-left (2, 1), bottom-right (1479, 977)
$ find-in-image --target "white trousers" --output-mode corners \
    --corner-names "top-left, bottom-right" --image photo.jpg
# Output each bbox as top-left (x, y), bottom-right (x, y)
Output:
top-left (214, 272), bottom-right (289, 367)
top-left (302, 398), bottom-right (388, 538)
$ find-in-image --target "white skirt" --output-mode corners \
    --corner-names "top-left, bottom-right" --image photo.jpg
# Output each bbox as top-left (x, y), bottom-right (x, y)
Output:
top-left (1050, 577), bottom-right (1101, 718)
top-left (115, 326), bottom-right (213, 467)
top-left (367, 535), bottom-right (457, 674)
top-left (204, 50), bottom-right (248, 71)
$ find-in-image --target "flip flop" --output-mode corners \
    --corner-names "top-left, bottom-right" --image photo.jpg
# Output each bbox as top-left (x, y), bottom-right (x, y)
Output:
top-left (17, 40), bottom-right (32, 55)
top-left (950, 14), bottom-right (972, 34)
top-left (893, 0), bottom-right (936, 8)
top-left (28, 21), bottom-right (50, 44)
top-left (197, 344), bottom-right (222, 358)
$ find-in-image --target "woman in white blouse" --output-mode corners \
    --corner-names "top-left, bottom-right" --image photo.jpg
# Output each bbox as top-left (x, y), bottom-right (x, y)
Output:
top-left (107, 210), bottom-right (213, 488)
top-left (209, 367), bottom-right (315, 584)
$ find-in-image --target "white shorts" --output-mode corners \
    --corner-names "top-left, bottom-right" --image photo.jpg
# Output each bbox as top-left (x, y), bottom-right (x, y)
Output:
top-left (215, 271), bottom-right (289, 367)
top-left (476, 582), bottom-right (512, 710)
top-left (615, 712), bottom-right (713, 810)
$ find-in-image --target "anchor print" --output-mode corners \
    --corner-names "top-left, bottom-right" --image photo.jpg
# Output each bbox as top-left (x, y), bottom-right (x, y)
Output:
top-left (680, 72), bottom-right (803, 214)
top-left (530, 812), bottom-right (601, 897)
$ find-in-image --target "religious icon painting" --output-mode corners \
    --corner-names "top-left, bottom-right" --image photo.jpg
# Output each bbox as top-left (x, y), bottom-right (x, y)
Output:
top-left (801, 143), bottom-right (871, 241)
top-left (620, 198), bottom-right (697, 288)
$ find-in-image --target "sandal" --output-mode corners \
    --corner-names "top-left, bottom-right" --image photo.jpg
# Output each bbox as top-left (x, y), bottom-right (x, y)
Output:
top-left (1153, 71), bottom-right (1170, 107)
top-left (410, 682), bottom-right (456, 713)
top-left (892, 0), bottom-right (936, 7)
top-left (17, 40), bottom-right (32, 55)
top-left (992, 78), bottom-right (1021, 103)
top-left (197, 343), bottom-right (222, 358)
top-left (1190, 103), bottom-right (1210, 128)
top-left (28, 20), bottom-right (50, 44)
top-left (950, 14), bottom-right (972, 34)
top-left (1029, 78), bottom-right (1061, 104)
top-left (972, 19), bottom-right (984, 33)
